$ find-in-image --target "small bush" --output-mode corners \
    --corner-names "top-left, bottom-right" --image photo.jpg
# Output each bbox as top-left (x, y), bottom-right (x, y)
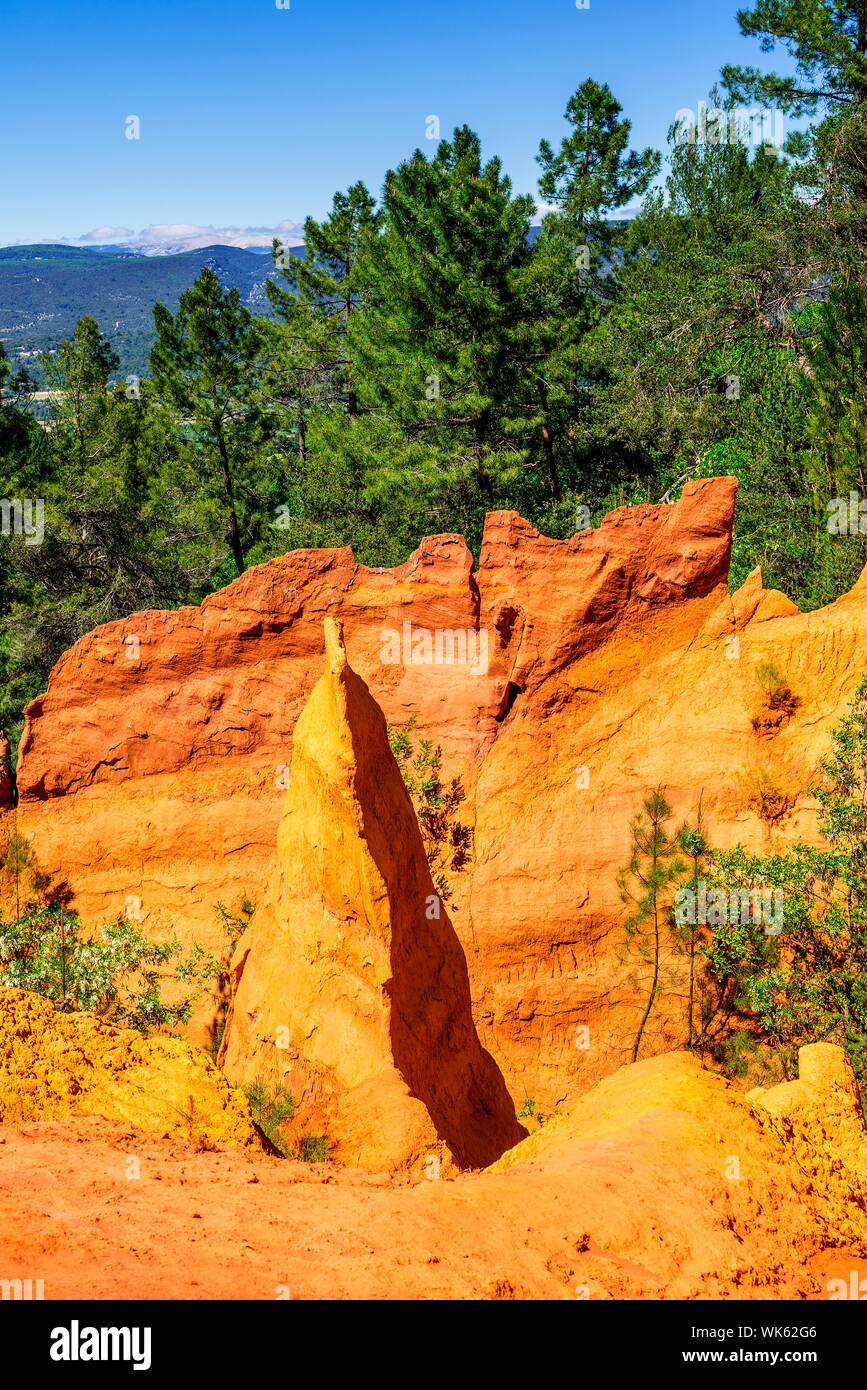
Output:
top-left (0, 899), bottom-right (219, 1033)
top-left (242, 1081), bottom-right (331, 1160)
top-left (736, 767), bottom-right (793, 824)
top-left (515, 1097), bottom-right (558, 1127)
top-left (243, 1079), bottom-right (297, 1153)
top-left (387, 716), bottom-right (472, 900)
top-left (175, 1093), bottom-right (216, 1153)
top-left (752, 662), bottom-right (799, 733)
top-left (289, 1133), bottom-right (330, 1162)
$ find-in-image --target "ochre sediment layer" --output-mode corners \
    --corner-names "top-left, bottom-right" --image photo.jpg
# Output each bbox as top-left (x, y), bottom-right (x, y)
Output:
top-left (5, 476), bottom-right (867, 1106)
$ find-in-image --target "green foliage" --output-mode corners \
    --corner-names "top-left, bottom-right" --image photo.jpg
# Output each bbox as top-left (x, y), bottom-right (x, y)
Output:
top-left (351, 124), bottom-right (535, 529)
top-left (213, 897), bottom-right (255, 950)
top-left (289, 1133), bottom-right (330, 1162)
top-left (267, 181), bottom-right (381, 422)
top-left (515, 1096), bottom-right (558, 1127)
top-left (702, 675), bottom-right (867, 1086)
top-left (0, 314), bottom-right (230, 735)
top-left (150, 268), bottom-right (266, 576)
top-left (0, 832), bottom-right (232, 1035)
top-left (736, 766), bottom-right (793, 822)
top-left (0, 900), bottom-right (218, 1032)
top-left (242, 1079), bottom-right (330, 1161)
top-left (537, 79), bottom-right (660, 238)
top-left (387, 716), bottom-right (471, 901)
top-left (802, 280), bottom-right (867, 499)
top-left (722, 0), bottom-right (867, 118)
top-left (617, 787), bottom-right (687, 1063)
top-left (0, 831), bottom-right (46, 919)
top-left (244, 1080), bottom-right (297, 1152)
top-left (672, 801), bottom-right (710, 1050)
top-left (526, 80), bottom-right (660, 500)
top-left (755, 661), bottom-right (788, 702)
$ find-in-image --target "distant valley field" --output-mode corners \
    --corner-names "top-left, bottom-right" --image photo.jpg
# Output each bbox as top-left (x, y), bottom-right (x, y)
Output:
top-left (0, 243), bottom-right (294, 385)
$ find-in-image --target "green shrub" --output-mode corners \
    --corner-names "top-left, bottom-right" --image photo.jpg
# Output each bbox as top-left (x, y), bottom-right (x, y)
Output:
top-left (290, 1133), bottom-right (330, 1163)
top-left (0, 899), bottom-right (218, 1033)
top-left (243, 1079), bottom-right (297, 1153)
top-left (387, 716), bottom-right (471, 901)
top-left (242, 1080), bottom-right (331, 1161)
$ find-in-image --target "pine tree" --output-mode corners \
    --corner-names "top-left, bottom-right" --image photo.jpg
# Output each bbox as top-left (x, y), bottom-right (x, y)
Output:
top-left (266, 182), bottom-right (381, 422)
top-left (537, 79), bottom-right (660, 250)
top-left (259, 301), bottom-right (334, 466)
top-left (0, 341), bottom-right (35, 460)
top-left (1, 311), bottom-right (232, 751)
top-left (588, 89), bottom-right (796, 464)
top-left (151, 269), bottom-right (263, 576)
top-left (0, 831), bottom-right (40, 924)
top-left (617, 787), bottom-right (686, 1063)
top-left (524, 80), bottom-right (659, 501)
top-left (723, 1), bottom-right (867, 265)
top-left (674, 800), bottom-right (709, 1051)
top-left (351, 126), bottom-right (535, 530)
top-left (43, 314), bottom-right (121, 473)
top-left (803, 277), bottom-right (867, 498)
top-left (722, 0), bottom-right (867, 116)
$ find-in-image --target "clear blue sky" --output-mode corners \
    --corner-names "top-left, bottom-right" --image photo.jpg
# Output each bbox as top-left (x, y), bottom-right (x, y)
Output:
top-left (0, 0), bottom-right (787, 246)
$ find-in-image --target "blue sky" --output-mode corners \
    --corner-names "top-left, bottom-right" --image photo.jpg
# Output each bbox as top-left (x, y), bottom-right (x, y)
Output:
top-left (0, 0), bottom-right (788, 247)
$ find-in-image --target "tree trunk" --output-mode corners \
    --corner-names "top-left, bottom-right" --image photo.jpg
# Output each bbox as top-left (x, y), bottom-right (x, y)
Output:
top-left (688, 926), bottom-right (695, 1049)
top-left (632, 898), bottom-right (661, 1063)
top-left (298, 409), bottom-right (307, 464)
top-left (215, 424), bottom-right (246, 575)
top-left (539, 388), bottom-right (561, 499)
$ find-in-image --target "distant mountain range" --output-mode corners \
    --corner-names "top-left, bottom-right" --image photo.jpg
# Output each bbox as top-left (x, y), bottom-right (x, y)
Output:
top-left (0, 243), bottom-right (302, 386)
top-left (0, 217), bottom-right (628, 392)
top-left (85, 241), bottom-right (281, 257)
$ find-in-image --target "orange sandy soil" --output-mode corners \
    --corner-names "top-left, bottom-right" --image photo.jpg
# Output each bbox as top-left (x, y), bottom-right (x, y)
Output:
top-left (0, 1118), bottom-right (579, 1300)
top-left (1, 1107), bottom-right (864, 1301)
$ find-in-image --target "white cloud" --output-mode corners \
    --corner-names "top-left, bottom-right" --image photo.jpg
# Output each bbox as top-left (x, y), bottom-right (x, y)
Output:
top-left (531, 201), bottom-right (644, 225)
top-left (73, 221), bottom-right (306, 254)
top-left (78, 224), bottom-right (135, 241)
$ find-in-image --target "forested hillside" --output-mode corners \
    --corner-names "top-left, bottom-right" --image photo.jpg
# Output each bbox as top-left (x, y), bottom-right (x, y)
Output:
top-left (2, 0), bottom-right (866, 767)
top-left (0, 244), bottom-right (290, 383)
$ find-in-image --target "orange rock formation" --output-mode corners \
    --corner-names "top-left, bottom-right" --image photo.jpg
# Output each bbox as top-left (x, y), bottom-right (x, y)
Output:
top-left (6, 476), bottom-right (867, 1108)
top-left (0, 987), bottom-right (267, 1150)
top-left (219, 617), bottom-right (525, 1171)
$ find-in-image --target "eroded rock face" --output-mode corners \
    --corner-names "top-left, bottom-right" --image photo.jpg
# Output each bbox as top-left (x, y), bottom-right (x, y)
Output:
top-left (219, 618), bottom-right (526, 1172)
top-left (748, 1042), bottom-right (867, 1229)
top-left (0, 987), bottom-right (268, 1149)
top-left (10, 479), bottom-right (737, 953)
top-left (11, 476), bottom-right (867, 1109)
top-left (465, 557), bottom-right (867, 1104)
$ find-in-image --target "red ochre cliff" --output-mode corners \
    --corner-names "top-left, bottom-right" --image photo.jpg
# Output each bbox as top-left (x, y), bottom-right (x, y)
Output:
top-left (5, 476), bottom-right (867, 1110)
